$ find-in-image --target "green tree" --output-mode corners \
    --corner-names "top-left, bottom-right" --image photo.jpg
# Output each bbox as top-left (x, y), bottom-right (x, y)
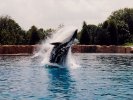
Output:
top-left (95, 27), bottom-right (110, 45)
top-left (29, 26), bottom-right (40, 45)
top-left (0, 30), bottom-right (15, 44)
top-left (108, 8), bottom-right (133, 35)
top-left (102, 21), bottom-right (108, 29)
top-left (79, 22), bottom-right (90, 45)
top-left (0, 16), bottom-right (25, 45)
top-left (38, 28), bottom-right (46, 40)
top-left (107, 20), bottom-right (118, 45)
top-left (87, 25), bottom-right (97, 44)
top-left (117, 21), bottom-right (130, 44)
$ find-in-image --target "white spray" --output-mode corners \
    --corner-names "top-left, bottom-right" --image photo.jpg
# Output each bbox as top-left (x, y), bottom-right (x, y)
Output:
top-left (33, 26), bottom-right (80, 68)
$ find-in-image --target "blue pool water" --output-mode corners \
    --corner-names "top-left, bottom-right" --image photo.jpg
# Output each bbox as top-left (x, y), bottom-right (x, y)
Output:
top-left (0, 53), bottom-right (133, 100)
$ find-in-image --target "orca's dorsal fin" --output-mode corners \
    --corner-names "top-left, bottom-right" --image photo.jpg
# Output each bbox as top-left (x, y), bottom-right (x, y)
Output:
top-left (50, 42), bottom-right (61, 46)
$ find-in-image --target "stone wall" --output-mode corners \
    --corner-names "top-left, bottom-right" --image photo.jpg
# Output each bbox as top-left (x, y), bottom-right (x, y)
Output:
top-left (72, 45), bottom-right (133, 53)
top-left (0, 45), bottom-right (133, 55)
top-left (0, 45), bottom-right (38, 55)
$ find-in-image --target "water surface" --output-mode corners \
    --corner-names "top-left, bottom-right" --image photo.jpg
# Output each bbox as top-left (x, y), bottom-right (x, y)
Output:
top-left (0, 53), bottom-right (133, 100)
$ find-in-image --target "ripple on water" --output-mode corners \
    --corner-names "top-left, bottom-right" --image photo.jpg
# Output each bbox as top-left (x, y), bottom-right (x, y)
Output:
top-left (0, 54), bottom-right (133, 100)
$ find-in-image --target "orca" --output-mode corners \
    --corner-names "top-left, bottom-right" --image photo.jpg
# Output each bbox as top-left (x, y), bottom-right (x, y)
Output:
top-left (49, 29), bottom-right (77, 66)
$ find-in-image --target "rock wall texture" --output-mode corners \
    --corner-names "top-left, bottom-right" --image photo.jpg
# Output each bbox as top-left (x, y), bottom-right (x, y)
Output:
top-left (72, 45), bottom-right (133, 53)
top-left (0, 45), bottom-right (133, 55)
top-left (0, 45), bottom-right (38, 55)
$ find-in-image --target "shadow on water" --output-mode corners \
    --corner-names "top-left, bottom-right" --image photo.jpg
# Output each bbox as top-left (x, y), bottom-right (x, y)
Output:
top-left (46, 65), bottom-right (76, 100)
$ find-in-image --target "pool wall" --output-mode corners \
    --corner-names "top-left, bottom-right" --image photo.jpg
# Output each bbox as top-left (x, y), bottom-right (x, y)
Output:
top-left (0, 45), bottom-right (133, 55)
top-left (72, 45), bottom-right (133, 53)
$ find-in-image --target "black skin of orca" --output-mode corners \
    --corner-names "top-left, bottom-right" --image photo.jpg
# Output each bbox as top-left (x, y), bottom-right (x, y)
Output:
top-left (49, 30), bottom-right (78, 65)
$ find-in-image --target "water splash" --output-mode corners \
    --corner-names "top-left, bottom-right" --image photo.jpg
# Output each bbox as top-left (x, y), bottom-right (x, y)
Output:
top-left (66, 48), bottom-right (80, 69)
top-left (33, 26), bottom-right (80, 68)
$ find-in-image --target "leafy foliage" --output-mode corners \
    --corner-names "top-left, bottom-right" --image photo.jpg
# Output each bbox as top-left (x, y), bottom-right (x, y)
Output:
top-left (29, 26), bottom-right (40, 45)
top-left (0, 16), bottom-right (25, 44)
top-left (79, 22), bottom-right (90, 45)
top-left (0, 8), bottom-right (133, 45)
top-left (79, 8), bottom-right (133, 45)
top-left (0, 16), bottom-right (53, 45)
top-left (108, 8), bottom-right (133, 35)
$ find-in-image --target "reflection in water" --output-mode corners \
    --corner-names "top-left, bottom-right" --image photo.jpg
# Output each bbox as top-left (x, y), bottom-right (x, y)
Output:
top-left (1, 54), bottom-right (133, 100)
top-left (47, 67), bottom-right (76, 100)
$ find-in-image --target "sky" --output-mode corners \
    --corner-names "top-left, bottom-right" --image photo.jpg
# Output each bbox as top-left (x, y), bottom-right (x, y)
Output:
top-left (0, 0), bottom-right (133, 30)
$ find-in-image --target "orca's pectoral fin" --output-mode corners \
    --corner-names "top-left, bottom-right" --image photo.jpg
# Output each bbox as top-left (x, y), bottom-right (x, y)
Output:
top-left (50, 42), bottom-right (62, 46)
